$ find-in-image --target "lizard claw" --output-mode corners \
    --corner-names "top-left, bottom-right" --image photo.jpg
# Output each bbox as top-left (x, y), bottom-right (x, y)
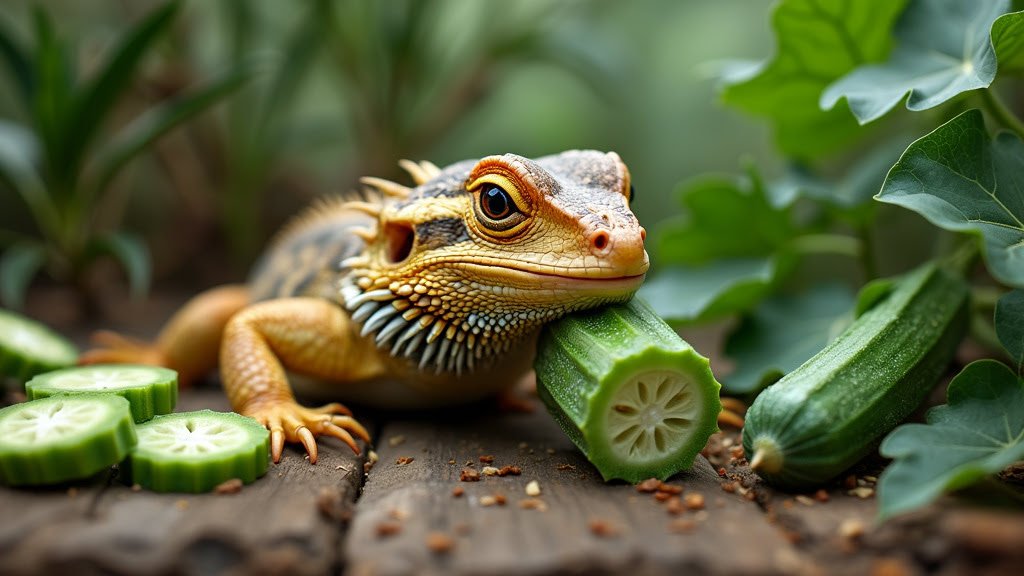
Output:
top-left (245, 401), bottom-right (369, 464)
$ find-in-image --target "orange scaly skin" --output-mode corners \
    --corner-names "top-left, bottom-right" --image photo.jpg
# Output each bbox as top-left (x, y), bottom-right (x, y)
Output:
top-left (82, 151), bottom-right (649, 464)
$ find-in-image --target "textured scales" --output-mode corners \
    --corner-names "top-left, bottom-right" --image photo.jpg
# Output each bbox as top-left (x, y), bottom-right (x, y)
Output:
top-left (250, 151), bottom-right (648, 375)
top-left (82, 150), bottom-right (649, 463)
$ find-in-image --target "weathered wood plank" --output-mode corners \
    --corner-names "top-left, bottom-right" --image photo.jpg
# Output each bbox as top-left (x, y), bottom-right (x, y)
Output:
top-left (344, 406), bottom-right (808, 576)
top-left (1, 388), bottom-right (369, 576)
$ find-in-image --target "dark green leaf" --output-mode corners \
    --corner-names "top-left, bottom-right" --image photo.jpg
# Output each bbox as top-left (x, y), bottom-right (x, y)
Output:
top-left (823, 0), bottom-right (1008, 124)
top-left (93, 64), bottom-right (255, 194)
top-left (992, 11), bottom-right (1024, 73)
top-left (0, 120), bottom-right (59, 239)
top-left (639, 258), bottom-right (777, 324)
top-left (0, 242), bottom-right (47, 310)
top-left (0, 14), bottom-right (33, 106)
top-left (769, 137), bottom-right (912, 210)
top-left (720, 0), bottom-right (908, 158)
top-left (854, 277), bottom-right (895, 317)
top-left (656, 173), bottom-right (794, 266)
top-left (30, 6), bottom-right (74, 177)
top-left (723, 283), bottom-right (854, 396)
top-left (876, 109), bottom-right (1024, 288)
top-left (66, 2), bottom-right (179, 177)
top-left (878, 360), bottom-right (1024, 519)
top-left (996, 290), bottom-right (1024, 373)
top-left (88, 232), bottom-right (151, 299)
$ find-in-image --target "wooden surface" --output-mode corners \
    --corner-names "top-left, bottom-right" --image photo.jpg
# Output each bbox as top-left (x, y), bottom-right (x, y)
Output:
top-left (1, 294), bottom-right (1021, 575)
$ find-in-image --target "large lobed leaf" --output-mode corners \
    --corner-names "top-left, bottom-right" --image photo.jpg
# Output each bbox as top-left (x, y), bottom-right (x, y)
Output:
top-left (639, 258), bottom-right (777, 324)
top-left (720, 0), bottom-right (907, 158)
top-left (878, 360), bottom-right (1024, 519)
top-left (823, 0), bottom-right (1011, 124)
top-left (996, 289), bottom-right (1024, 373)
top-left (877, 109), bottom-right (1024, 288)
top-left (644, 169), bottom-right (797, 323)
top-left (656, 172), bottom-right (794, 266)
top-left (723, 283), bottom-right (854, 396)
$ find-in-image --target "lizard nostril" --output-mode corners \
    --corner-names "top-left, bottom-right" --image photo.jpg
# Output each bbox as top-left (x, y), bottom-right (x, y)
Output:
top-left (640, 227), bottom-right (647, 242)
top-left (590, 230), bottom-right (610, 254)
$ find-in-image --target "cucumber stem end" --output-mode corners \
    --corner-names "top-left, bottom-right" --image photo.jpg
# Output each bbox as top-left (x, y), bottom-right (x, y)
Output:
top-left (749, 438), bottom-right (783, 475)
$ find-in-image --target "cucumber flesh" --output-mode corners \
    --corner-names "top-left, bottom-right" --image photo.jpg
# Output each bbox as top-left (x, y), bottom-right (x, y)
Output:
top-left (0, 395), bottom-right (137, 486)
top-left (0, 309), bottom-right (78, 382)
top-left (125, 410), bottom-right (269, 493)
top-left (27, 365), bottom-right (178, 423)
top-left (536, 298), bottom-right (722, 483)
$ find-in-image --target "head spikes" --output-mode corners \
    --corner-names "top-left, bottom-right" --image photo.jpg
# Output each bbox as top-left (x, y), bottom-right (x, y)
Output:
top-left (360, 176), bottom-right (411, 198)
top-left (341, 200), bottom-right (384, 217)
top-left (351, 226), bottom-right (377, 243)
top-left (398, 159), bottom-right (442, 185)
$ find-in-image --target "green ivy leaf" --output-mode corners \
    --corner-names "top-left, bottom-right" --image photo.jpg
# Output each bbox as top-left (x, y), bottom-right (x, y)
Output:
top-left (992, 10), bottom-right (1024, 73)
top-left (822, 0), bottom-right (1009, 124)
top-left (996, 290), bottom-right (1024, 374)
top-left (723, 283), bottom-right (854, 396)
top-left (878, 360), bottom-right (1024, 519)
top-left (639, 258), bottom-right (777, 324)
top-left (876, 109), bottom-right (1024, 288)
top-left (656, 172), bottom-right (794, 266)
top-left (87, 232), bottom-right (151, 299)
top-left (720, 0), bottom-right (907, 158)
top-left (0, 242), bottom-right (47, 310)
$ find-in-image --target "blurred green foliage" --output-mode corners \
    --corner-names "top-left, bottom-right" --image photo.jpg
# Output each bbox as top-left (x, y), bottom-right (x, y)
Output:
top-left (0, 1), bottom-right (250, 308)
top-left (1, 0), bottom-right (780, 290)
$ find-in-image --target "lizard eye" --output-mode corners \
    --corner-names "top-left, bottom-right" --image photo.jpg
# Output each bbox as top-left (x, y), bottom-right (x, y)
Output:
top-left (474, 184), bottom-right (528, 234)
top-left (482, 186), bottom-right (516, 219)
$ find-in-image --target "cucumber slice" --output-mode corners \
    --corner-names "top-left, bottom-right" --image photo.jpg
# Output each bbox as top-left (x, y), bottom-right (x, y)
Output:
top-left (26, 365), bottom-right (178, 423)
top-left (0, 308), bottom-right (78, 382)
top-left (125, 410), bottom-right (270, 493)
top-left (535, 298), bottom-right (722, 483)
top-left (0, 395), bottom-right (137, 486)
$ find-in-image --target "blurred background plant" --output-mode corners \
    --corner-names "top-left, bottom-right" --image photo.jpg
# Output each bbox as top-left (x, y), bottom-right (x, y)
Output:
top-left (0, 1), bottom-right (251, 310)
top-left (1, 0), bottom-right (780, 309)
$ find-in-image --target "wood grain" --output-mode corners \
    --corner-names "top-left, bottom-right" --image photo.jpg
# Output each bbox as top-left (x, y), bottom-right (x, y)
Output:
top-left (0, 388), bottom-right (368, 576)
top-left (344, 404), bottom-right (807, 576)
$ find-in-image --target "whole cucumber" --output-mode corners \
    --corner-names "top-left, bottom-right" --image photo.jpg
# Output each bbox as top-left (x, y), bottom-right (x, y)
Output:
top-left (743, 262), bottom-right (969, 489)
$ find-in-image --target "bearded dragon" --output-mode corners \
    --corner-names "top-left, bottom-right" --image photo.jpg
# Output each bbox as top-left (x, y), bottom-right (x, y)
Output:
top-left (82, 150), bottom-right (649, 463)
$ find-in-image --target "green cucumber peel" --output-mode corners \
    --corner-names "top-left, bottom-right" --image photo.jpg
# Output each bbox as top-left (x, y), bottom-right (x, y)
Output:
top-left (125, 410), bottom-right (269, 493)
top-left (742, 261), bottom-right (969, 489)
top-left (0, 394), bottom-right (137, 486)
top-left (0, 308), bottom-right (78, 382)
top-left (536, 297), bottom-right (722, 483)
top-left (27, 364), bottom-right (178, 423)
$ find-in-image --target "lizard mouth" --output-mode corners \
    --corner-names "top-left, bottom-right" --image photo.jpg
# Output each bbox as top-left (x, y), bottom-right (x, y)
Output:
top-left (454, 262), bottom-right (647, 294)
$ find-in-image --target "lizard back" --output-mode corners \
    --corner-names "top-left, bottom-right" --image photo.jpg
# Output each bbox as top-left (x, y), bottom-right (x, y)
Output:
top-left (247, 196), bottom-right (373, 302)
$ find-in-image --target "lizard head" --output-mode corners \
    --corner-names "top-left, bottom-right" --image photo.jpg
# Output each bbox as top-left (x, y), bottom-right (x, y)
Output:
top-left (340, 150), bottom-right (649, 373)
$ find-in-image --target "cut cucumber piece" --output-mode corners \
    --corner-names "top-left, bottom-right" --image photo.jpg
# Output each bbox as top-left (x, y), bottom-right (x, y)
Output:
top-left (125, 410), bottom-right (269, 493)
top-left (535, 297), bottom-right (722, 483)
top-left (0, 308), bottom-right (78, 382)
top-left (27, 365), bottom-right (178, 423)
top-left (0, 395), bottom-right (137, 486)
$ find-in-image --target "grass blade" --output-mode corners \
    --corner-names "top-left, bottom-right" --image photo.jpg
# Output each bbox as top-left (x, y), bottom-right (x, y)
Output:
top-left (92, 63), bottom-right (255, 195)
top-left (0, 242), bottom-right (47, 309)
top-left (0, 14), bottom-right (33, 107)
top-left (65, 1), bottom-right (179, 178)
top-left (88, 232), bottom-right (150, 299)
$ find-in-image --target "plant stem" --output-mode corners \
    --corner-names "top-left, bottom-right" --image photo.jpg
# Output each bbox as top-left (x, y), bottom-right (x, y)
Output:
top-left (856, 223), bottom-right (878, 281)
top-left (981, 89), bottom-right (1024, 140)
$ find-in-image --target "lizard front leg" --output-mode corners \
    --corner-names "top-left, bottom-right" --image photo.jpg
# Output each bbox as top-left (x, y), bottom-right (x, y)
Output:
top-left (221, 297), bottom-right (376, 463)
